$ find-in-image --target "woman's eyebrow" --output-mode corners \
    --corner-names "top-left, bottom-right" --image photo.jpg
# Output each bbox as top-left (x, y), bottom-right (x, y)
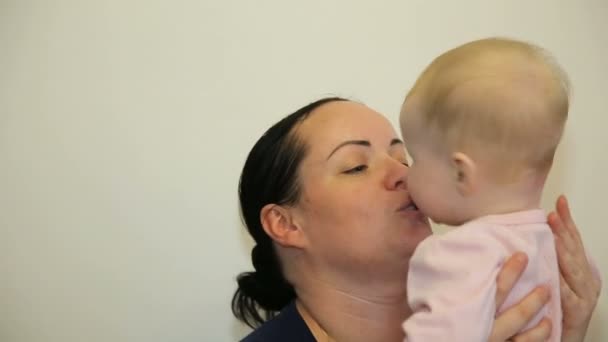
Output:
top-left (327, 140), bottom-right (370, 160)
top-left (326, 138), bottom-right (404, 160)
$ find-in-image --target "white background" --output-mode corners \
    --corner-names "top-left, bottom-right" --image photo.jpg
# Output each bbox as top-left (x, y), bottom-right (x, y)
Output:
top-left (1, 1), bottom-right (606, 341)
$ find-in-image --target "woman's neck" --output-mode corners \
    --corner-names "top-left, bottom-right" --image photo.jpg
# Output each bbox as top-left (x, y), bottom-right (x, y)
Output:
top-left (294, 275), bottom-right (410, 342)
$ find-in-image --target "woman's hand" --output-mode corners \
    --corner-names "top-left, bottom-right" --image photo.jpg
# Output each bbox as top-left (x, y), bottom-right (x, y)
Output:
top-left (488, 195), bottom-right (601, 342)
top-left (489, 252), bottom-right (552, 341)
top-left (548, 195), bottom-right (601, 342)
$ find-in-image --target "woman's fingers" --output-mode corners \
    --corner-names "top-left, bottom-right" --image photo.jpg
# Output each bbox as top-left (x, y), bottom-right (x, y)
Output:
top-left (511, 318), bottom-right (552, 342)
top-left (496, 253), bottom-right (528, 307)
top-left (548, 194), bottom-right (601, 341)
top-left (555, 195), bottom-right (582, 242)
top-left (489, 287), bottom-right (550, 342)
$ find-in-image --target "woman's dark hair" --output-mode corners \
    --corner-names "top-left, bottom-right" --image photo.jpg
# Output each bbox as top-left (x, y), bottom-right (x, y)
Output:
top-left (232, 96), bottom-right (348, 328)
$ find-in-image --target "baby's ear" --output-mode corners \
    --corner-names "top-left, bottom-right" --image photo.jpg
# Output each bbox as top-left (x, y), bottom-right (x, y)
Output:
top-left (451, 152), bottom-right (477, 196)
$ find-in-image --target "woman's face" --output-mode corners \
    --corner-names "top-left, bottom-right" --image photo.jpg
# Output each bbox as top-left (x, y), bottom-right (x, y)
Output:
top-left (290, 101), bottom-right (431, 282)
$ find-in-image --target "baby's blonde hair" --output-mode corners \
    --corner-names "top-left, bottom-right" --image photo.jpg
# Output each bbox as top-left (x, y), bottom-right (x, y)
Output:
top-left (402, 38), bottom-right (569, 181)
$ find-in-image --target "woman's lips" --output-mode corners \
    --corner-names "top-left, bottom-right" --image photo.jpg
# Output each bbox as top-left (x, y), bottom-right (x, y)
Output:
top-left (397, 201), bottom-right (419, 212)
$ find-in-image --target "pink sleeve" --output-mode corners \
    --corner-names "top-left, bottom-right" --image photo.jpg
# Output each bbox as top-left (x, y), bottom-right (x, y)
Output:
top-left (403, 227), bottom-right (506, 342)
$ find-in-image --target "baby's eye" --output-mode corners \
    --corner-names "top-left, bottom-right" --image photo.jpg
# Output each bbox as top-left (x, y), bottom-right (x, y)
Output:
top-left (343, 165), bottom-right (368, 174)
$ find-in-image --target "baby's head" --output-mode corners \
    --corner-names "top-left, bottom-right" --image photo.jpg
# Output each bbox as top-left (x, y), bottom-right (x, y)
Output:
top-left (400, 38), bottom-right (569, 225)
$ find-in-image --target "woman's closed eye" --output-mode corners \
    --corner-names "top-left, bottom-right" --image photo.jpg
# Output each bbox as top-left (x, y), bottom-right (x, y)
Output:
top-left (343, 165), bottom-right (368, 174)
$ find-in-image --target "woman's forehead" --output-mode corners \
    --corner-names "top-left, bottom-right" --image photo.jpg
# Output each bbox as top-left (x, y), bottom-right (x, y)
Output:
top-left (297, 101), bottom-right (398, 152)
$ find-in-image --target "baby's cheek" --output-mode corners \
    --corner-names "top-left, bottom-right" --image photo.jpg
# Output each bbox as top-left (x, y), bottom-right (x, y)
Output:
top-left (407, 172), bottom-right (422, 193)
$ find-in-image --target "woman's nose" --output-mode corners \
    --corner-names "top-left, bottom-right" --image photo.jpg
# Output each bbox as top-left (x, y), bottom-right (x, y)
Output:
top-left (385, 159), bottom-right (408, 190)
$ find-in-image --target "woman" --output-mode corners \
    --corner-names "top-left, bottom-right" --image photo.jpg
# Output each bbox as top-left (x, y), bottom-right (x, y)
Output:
top-left (232, 97), bottom-right (600, 341)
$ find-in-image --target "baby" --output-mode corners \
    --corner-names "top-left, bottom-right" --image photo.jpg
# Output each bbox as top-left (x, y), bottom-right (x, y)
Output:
top-left (400, 38), bottom-right (569, 341)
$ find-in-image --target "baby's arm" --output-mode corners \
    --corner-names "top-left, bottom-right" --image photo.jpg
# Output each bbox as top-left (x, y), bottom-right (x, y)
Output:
top-left (404, 227), bottom-right (506, 342)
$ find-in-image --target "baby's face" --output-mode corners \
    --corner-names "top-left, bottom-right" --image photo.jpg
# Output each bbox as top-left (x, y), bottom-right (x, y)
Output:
top-left (400, 103), bottom-right (464, 226)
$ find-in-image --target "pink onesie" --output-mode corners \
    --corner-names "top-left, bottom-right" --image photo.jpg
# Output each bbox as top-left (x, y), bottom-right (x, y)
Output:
top-left (403, 209), bottom-right (561, 342)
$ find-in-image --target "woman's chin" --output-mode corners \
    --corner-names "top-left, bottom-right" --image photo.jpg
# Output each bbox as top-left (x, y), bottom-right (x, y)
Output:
top-left (390, 217), bottom-right (432, 257)
top-left (397, 209), bottom-right (431, 231)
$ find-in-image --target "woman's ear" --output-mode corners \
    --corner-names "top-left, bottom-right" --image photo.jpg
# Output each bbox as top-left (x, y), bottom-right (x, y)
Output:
top-left (451, 152), bottom-right (477, 196)
top-left (260, 204), bottom-right (307, 248)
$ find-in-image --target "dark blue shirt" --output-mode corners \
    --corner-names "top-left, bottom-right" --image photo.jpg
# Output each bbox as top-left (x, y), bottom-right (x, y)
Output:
top-left (240, 302), bottom-right (316, 342)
